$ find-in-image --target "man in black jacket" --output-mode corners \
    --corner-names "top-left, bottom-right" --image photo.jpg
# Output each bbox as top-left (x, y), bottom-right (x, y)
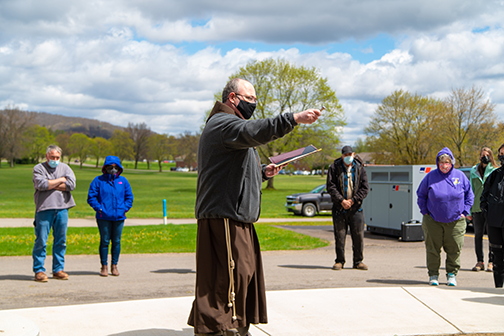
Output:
top-left (326, 145), bottom-right (369, 271)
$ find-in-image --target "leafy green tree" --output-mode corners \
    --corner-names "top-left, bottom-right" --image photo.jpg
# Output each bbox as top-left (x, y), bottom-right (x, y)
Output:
top-left (215, 58), bottom-right (345, 188)
top-left (149, 133), bottom-right (177, 172)
top-left (353, 138), bottom-right (369, 154)
top-left (90, 137), bottom-right (113, 168)
top-left (68, 133), bottom-right (91, 169)
top-left (110, 130), bottom-right (135, 162)
top-left (441, 86), bottom-right (497, 166)
top-left (23, 125), bottom-right (55, 163)
top-left (365, 90), bottom-right (444, 165)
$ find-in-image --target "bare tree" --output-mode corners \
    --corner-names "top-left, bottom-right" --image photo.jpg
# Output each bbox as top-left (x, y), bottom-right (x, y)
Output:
top-left (0, 106), bottom-right (34, 167)
top-left (177, 131), bottom-right (200, 169)
top-left (0, 112), bottom-right (5, 168)
top-left (127, 122), bottom-right (151, 169)
top-left (55, 133), bottom-right (72, 163)
top-left (441, 86), bottom-right (497, 166)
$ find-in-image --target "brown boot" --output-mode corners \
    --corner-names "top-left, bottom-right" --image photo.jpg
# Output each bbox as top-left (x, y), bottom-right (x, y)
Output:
top-left (35, 272), bottom-right (48, 282)
top-left (111, 264), bottom-right (120, 276)
top-left (100, 265), bottom-right (108, 277)
top-left (53, 270), bottom-right (69, 280)
top-left (353, 262), bottom-right (368, 270)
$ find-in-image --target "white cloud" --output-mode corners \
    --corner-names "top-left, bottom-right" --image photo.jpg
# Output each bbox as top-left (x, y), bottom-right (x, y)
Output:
top-left (0, 0), bottom-right (504, 145)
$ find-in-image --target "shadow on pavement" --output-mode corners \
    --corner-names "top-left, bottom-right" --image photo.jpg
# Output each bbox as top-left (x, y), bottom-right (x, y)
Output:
top-left (366, 279), bottom-right (426, 285)
top-left (0, 274), bottom-right (33, 281)
top-left (67, 271), bottom-right (100, 276)
top-left (278, 264), bottom-right (332, 270)
top-left (463, 296), bottom-right (504, 306)
top-left (151, 269), bottom-right (196, 274)
top-left (109, 328), bottom-right (193, 336)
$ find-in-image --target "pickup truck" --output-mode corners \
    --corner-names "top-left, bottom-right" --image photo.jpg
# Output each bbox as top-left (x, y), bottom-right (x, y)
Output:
top-left (285, 184), bottom-right (333, 217)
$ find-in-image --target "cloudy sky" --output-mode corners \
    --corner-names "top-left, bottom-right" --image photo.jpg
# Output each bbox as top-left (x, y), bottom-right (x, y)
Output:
top-left (1, 0), bottom-right (503, 145)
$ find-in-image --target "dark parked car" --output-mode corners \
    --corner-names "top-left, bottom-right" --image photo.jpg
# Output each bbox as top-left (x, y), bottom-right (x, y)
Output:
top-left (285, 184), bottom-right (333, 217)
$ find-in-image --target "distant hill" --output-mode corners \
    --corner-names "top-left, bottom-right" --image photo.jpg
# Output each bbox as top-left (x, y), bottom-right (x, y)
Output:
top-left (32, 112), bottom-right (124, 139)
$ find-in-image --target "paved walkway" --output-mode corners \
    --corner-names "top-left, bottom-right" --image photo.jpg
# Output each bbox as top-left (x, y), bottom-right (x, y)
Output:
top-left (1, 286), bottom-right (503, 335)
top-left (1, 218), bottom-right (503, 335)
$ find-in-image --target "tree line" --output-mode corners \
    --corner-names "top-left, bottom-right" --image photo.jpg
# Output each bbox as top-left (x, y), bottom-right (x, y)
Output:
top-left (2, 58), bottom-right (497, 176)
top-left (0, 107), bottom-right (199, 172)
top-left (361, 86), bottom-right (499, 167)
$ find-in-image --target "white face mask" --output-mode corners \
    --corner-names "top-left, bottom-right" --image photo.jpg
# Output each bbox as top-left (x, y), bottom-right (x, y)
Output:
top-left (48, 159), bottom-right (60, 168)
top-left (343, 156), bottom-right (354, 165)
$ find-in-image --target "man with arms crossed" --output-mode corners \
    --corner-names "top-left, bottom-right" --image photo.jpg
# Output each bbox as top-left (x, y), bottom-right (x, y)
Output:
top-left (188, 78), bottom-right (321, 336)
top-left (32, 145), bottom-right (76, 282)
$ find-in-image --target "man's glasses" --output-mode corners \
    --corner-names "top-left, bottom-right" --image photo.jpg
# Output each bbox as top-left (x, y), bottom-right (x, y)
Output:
top-left (234, 93), bottom-right (258, 103)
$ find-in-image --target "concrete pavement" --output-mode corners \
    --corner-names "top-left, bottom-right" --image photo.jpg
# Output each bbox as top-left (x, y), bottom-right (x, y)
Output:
top-left (1, 219), bottom-right (503, 335)
top-left (1, 286), bottom-right (503, 335)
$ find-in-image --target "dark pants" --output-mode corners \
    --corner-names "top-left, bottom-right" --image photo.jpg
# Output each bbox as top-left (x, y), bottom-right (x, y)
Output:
top-left (332, 210), bottom-right (365, 266)
top-left (487, 225), bottom-right (504, 288)
top-left (97, 219), bottom-right (125, 265)
top-left (472, 212), bottom-right (493, 263)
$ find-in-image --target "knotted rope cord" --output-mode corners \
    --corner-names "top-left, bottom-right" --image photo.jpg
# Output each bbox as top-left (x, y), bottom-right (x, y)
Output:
top-left (224, 218), bottom-right (237, 321)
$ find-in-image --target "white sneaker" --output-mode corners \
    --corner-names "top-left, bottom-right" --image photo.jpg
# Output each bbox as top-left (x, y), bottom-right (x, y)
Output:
top-left (429, 275), bottom-right (439, 286)
top-left (447, 273), bottom-right (457, 286)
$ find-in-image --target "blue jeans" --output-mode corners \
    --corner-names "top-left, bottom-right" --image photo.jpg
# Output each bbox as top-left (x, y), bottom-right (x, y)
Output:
top-left (97, 219), bottom-right (124, 265)
top-left (32, 209), bottom-right (69, 274)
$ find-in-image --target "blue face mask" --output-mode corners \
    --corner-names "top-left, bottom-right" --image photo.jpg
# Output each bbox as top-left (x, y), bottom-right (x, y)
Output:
top-left (343, 156), bottom-right (354, 165)
top-left (48, 160), bottom-right (60, 168)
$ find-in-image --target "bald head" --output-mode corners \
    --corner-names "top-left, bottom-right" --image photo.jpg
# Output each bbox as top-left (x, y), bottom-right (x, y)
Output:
top-left (222, 78), bottom-right (255, 103)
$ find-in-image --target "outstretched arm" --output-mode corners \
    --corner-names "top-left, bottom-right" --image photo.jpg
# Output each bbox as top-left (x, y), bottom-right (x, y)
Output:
top-left (294, 109), bottom-right (321, 124)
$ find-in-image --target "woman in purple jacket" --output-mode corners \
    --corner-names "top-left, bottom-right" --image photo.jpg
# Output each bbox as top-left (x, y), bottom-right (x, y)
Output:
top-left (417, 147), bottom-right (474, 287)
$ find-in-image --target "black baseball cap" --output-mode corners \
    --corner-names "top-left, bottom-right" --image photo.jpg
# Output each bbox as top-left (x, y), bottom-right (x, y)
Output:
top-left (341, 145), bottom-right (353, 155)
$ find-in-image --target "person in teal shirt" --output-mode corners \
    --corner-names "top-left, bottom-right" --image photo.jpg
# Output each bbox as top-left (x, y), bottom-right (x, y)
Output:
top-left (467, 147), bottom-right (498, 272)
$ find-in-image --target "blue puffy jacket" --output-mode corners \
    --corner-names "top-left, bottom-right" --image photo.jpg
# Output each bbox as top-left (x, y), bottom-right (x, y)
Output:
top-left (87, 156), bottom-right (133, 221)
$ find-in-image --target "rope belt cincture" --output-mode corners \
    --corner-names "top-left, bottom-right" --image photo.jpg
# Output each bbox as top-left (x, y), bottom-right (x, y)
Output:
top-left (224, 218), bottom-right (237, 321)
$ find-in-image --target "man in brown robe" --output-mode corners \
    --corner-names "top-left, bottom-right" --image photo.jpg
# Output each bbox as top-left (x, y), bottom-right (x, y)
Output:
top-left (188, 78), bottom-right (321, 336)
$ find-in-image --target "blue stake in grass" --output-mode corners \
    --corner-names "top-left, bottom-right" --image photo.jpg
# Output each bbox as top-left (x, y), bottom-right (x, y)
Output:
top-left (163, 199), bottom-right (167, 225)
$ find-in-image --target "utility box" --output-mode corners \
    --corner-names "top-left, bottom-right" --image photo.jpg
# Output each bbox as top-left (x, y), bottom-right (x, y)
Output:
top-left (401, 220), bottom-right (424, 242)
top-left (362, 165), bottom-right (436, 239)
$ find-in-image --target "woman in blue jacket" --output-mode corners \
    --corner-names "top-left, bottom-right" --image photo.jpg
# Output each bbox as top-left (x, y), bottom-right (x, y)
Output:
top-left (88, 156), bottom-right (133, 277)
top-left (417, 147), bottom-right (474, 287)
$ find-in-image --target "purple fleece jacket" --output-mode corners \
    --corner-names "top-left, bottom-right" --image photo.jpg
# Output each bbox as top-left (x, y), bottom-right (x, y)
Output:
top-left (416, 147), bottom-right (474, 223)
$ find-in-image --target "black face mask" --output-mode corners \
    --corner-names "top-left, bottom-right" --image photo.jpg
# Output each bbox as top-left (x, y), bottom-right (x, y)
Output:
top-left (481, 156), bottom-right (490, 164)
top-left (106, 167), bottom-right (118, 175)
top-left (236, 99), bottom-right (257, 120)
top-left (499, 155), bottom-right (504, 165)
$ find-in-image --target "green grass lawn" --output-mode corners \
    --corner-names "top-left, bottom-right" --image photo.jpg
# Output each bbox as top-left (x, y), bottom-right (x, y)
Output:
top-left (0, 223), bottom-right (329, 256)
top-left (0, 164), bottom-right (330, 218)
